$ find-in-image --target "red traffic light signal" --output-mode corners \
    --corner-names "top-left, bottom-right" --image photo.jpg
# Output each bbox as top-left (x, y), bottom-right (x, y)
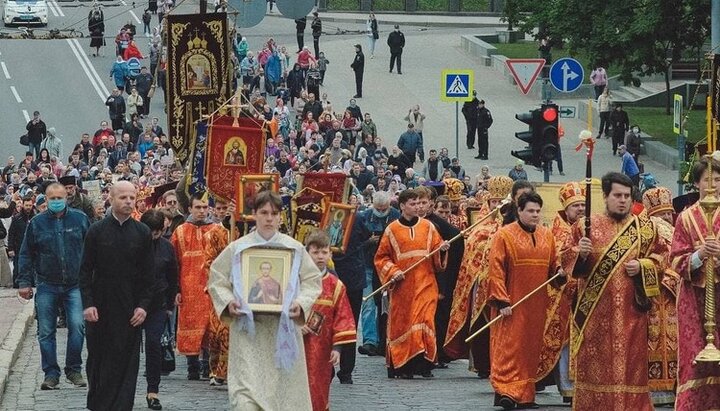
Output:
top-left (542, 107), bottom-right (557, 122)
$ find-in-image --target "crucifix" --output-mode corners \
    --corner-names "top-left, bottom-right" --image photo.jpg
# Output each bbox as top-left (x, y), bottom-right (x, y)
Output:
top-left (195, 103), bottom-right (205, 118)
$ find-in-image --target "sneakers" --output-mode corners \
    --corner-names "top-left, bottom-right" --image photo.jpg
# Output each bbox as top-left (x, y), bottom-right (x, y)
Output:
top-left (357, 343), bottom-right (378, 356)
top-left (40, 377), bottom-right (60, 390)
top-left (66, 372), bottom-right (87, 387)
top-left (209, 377), bottom-right (225, 386)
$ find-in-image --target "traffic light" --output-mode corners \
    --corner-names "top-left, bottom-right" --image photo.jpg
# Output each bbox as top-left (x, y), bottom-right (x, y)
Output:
top-left (511, 104), bottom-right (560, 167)
top-left (511, 108), bottom-right (540, 166)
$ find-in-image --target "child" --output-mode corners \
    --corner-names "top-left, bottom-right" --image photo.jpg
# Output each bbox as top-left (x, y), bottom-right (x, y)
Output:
top-left (316, 52), bottom-right (329, 86)
top-left (303, 230), bottom-right (356, 411)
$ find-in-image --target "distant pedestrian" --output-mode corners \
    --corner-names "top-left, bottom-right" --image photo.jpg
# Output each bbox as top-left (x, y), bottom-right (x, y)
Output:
top-left (610, 103), bottom-right (629, 156)
top-left (316, 51), bottom-right (329, 85)
top-left (311, 12), bottom-right (322, 58)
top-left (18, 182), bottom-right (90, 390)
top-left (295, 17), bottom-right (307, 53)
top-left (350, 44), bottom-right (365, 98)
top-left (110, 55), bottom-right (128, 92)
top-left (625, 125), bottom-right (642, 163)
top-left (387, 25), bottom-right (405, 74)
top-left (366, 13), bottom-right (379, 58)
top-left (105, 89), bottom-right (126, 131)
top-left (597, 87), bottom-right (611, 138)
top-left (41, 127), bottom-right (63, 160)
top-left (87, 7), bottom-right (105, 57)
top-left (590, 65), bottom-right (608, 100)
top-left (142, 9), bottom-right (152, 36)
top-left (538, 38), bottom-right (552, 66)
top-left (7, 194), bottom-right (35, 288)
top-left (25, 111), bottom-right (47, 159)
top-left (80, 181), bottom-right (155, 411)
top-left (508, 160), bottom-right (528, 181)
top-left (462, 90), bottom-right (480, 149)
top-left (397, 123), bottom-right (423, 164)
top-left (474, 99), bottom-right (493, 160)
top-left (619, 145), bottom-right (640, 186)
top-left (135, 66), bottom-right (153, 117)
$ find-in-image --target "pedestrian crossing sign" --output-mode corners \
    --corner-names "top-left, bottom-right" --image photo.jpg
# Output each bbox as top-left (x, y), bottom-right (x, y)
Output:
top-left (441, 69), bottom-right (474, 102)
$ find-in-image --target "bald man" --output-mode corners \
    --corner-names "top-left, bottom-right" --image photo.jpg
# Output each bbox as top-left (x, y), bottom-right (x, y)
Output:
top-left (80, 181), bottom-right (156, 411)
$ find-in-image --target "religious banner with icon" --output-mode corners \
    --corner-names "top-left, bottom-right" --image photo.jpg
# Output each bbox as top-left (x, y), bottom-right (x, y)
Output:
top-left (291, 187), bottom-right (329, 245)
top-left (166, 12), bottom-right (230, 165)
top-left (205, 115), bottom-right (267, 202)
top-left (186, 119), bottom-right (209, 197)
top-left (295, 172), bottom-right (350, 204)
top-left (237, 174), bottom-right (280, 219)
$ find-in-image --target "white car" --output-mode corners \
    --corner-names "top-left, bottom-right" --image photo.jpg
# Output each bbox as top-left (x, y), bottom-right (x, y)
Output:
top-left (3, 0), bottom-right (48, 26)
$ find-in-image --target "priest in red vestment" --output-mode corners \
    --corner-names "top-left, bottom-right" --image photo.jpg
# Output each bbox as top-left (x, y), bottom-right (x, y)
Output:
top-left (170, 192), bottom-right (217, 379)
top-left (486, 191), bottom-right (564, 409)
top-left (375, 188), bottom-right (449, 378)
top-left (561, 172), bottom-right (665, 411)
top-left (302, 230), bottom-right (356, 411)
top-left (670, 157), bottom-right (720, 411)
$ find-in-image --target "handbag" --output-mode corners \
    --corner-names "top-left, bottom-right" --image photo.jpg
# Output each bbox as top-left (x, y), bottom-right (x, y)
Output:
top-left (19, 134), bottom-right (29, 146)
top-left (160, 316), bottom-right (176, 373)
top-left (147, 84), bottom-right (156, 99)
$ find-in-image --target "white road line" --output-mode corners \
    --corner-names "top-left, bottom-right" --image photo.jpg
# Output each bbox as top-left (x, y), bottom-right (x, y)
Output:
top-left (52, 1), bottom-right (65, 17)
top-left (1, 62), bottom-right (10, 79)
top-left (47, 0), bottom-right (58, 17)
top-left (10, 86), bottom-right (21, 103)
top-left (71, 38), bottom-right (110, 97)
top-left (22, 109), bottom-right (30, 122)
top-left (129, 10), bottom-right (142, 24)
top-left (66, 39), bottom-right (106, 102)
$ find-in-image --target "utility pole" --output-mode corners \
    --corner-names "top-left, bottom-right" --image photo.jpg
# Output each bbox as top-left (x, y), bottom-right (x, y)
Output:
top-left (713, 0), bottom-right (719, 51)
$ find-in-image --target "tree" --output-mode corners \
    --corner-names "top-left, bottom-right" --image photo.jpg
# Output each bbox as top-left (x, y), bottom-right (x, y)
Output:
top-left (505, 0), bottom-right (710, 114)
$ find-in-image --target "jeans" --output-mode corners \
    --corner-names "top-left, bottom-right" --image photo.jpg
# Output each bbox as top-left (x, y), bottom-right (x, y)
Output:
top-left (367, 37), bottom-right (377, 56)
top-left (28, 141), bottom-right (41, 159)
top-left (143, 309), bottom-right (168, 394)
top-left (35, 283), bottom-right (84, 379)
top-left (360, 268), bottom-right (378, 346)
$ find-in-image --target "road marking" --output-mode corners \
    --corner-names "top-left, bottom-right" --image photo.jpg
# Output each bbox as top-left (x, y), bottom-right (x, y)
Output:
top-left (71, 38), bottom-right (110, 96)
top-left (53, 1), bottom-right (64, 17)
top-left (1, 62), bottom-right (10, 79)
top-left (22, 109), bottom-right (30, 122)
top-left (119, 0), bottom-right (141, 24)
top-left (47, 1), bottom-right (59, 17)
top-left (10, 86), bottom-right (21, 103)
top-left (66, 38), bottom-right (107, 102)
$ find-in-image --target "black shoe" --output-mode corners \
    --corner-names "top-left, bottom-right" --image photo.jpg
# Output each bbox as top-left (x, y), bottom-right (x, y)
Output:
top-left (498, 396), bottom-right (517, 410)
top-left (434, 362), bottom-right (448, 369)
top-left (399, 373), bottom-right (413, 379)
top-left (420, 371), bottom-right (434, 378)
top-left (517, 402), bottom-right (539, 409)
top-left (146, 396), bottom-right (162, 410)
top-left (339, 377), bottom-right (353, 384)
top-left (477, 371), bottom-right (489, 379)
top-left (467, 146), bottom-right (475, 149)
top-left (389, 70), bottom-right (393, 73)
top-left (353, 94), bottom-right (362, 98)
top-left (474, 155), bottom-right (483, 159)
top-left (358, 343), bottom-right (378, 356)
top-left (187, 372), bottom-right (200, 381)
top-left (481, 155), bottom-right (488, 160)
top-left (397, 71), bottom-right (402, 74)
top-left (40, 377), bottom-right (59, 390)
top-left (562, 396), bottom-right (573, 404)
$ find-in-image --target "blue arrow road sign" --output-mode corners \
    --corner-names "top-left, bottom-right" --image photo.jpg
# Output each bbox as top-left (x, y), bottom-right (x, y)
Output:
top-left (549, 58), bottom-right (584, 93)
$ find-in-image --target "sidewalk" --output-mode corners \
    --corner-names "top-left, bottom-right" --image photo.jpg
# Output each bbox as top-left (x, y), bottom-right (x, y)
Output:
top-left (0, 289), bottom-right (35, 401)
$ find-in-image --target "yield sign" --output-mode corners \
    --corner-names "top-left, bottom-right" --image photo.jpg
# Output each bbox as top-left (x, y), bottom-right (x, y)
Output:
top-left (505, 59), bottom-right (546, 95)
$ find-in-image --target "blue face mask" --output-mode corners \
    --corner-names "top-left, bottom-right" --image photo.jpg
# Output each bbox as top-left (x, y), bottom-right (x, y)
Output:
top-left (47, 199), bottom-right (67, 213)
top-left (372, 208), bottom-right (390, 218)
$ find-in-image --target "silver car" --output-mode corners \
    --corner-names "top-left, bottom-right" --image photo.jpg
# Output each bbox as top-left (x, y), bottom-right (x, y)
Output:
top-left (3, 0), bottom-right (48, 26)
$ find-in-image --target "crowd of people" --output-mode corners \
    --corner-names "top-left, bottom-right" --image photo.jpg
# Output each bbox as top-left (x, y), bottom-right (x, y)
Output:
top-left (1, 6), bottom-right (719, 411)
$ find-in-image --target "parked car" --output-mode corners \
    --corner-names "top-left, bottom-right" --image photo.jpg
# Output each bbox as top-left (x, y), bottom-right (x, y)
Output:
top-left (3, 0), bottom-right (48, 26)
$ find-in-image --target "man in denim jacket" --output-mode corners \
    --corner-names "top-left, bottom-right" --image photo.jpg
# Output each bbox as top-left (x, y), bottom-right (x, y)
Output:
top-left (18, 182), bottom-right (90, 390)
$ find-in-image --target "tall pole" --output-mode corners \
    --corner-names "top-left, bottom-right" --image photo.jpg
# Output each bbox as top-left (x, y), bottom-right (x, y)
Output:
top-left (712, 0), bottom-right (719, 52)
top-left (455, 101), bottom-right (459, 159)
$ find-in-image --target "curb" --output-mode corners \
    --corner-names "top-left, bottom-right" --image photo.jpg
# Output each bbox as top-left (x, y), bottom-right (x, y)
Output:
top-left (320, 16), bottom-right (505, 28)
top-left (0, 301), bottom-right (35, 401)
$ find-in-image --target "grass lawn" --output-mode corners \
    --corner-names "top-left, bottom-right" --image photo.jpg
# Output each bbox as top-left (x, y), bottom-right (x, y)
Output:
top-left (624, 106), bottom-right (707, 148)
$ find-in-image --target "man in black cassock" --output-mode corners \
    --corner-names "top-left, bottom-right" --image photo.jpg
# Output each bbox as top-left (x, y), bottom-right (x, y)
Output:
top-left (79, 181), bottom-right (155, 410)
top-left (417, 188), bottom-right (464, 367)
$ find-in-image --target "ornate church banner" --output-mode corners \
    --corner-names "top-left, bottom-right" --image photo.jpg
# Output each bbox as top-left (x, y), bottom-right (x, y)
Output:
top-left (166, 13), bottom-right (230, 165)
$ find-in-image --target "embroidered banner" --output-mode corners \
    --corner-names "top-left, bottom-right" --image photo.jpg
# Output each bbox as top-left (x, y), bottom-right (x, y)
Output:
top-left (205, 115), bottom-right (267, 202)
top-left (166, 12), bottom-right (230, 165)
top-left (186, 120), bottom-right (208, 196)
top-left (296, 172), bottom-right (350, 203)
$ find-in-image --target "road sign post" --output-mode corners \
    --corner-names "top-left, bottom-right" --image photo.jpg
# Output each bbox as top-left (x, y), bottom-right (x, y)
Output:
top-left (674, 94), bottom-right (685, 195)
top-left (549, 58), bottom-right (584, 93)
top-left (441, 69), bottom-right (474, 159)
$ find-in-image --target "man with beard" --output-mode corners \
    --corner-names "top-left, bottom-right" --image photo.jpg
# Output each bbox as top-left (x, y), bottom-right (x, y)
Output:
top-left (536, 182), bottom-right (585, 403)
top-left (416, 188), bottom-right (464, 368)
top-left (7, 194), bottom-right (35, 287)
top-left (562, 172), bottom-right (665, 410)
top-left (60, 176), bottom-right (95, 218)
top-left (357, 191), bottom-right (400, 357)
top-left (374, 189), bottom-right (449, 378)
top-left (80, 181), bottom-right (154, 409)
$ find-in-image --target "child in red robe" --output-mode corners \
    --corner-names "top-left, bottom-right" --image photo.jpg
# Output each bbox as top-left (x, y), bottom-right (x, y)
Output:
top-left (303, 230), bottom-right (356, 411)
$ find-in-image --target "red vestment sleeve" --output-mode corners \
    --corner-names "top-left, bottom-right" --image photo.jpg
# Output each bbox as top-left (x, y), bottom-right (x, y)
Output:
top-left (374, 227), bottom-right (402, 284)
top-left (332, 282), bottom-right (357, 346)
top-left (486, 230), bottom-right (510, 306)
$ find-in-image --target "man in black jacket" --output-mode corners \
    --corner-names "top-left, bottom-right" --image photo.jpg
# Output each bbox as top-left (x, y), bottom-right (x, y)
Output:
top-left (475, 100), bottom-right (493, 160)
top-left (387, 25), bottom-right (405, 74)
top-left (301, 92), bottom-right (323, 122)
top-left (105, 89), bottom-right (126, 131)
top-left (311, 12), bottom-right (322, 58)
top-left (462, 90), bottom-right (480, 149)
top-left (7, 194), bottom-right (34, 288)
top-left (134, 67), bottom-right (153, 117)
top-left (295, 17), bottom-right (306, 53)
top-left (350, 44), bottom-right (365, 98)
top-left (332, 217), bottom-right (371, 384)
top-left (26, 111), bottom-right (47, 159)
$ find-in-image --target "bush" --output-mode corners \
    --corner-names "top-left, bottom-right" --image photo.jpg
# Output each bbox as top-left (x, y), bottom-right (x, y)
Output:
top-left (417, 0), bottom-right (447, 11)
top-left (372, 0), bottom-right (405, 10)
top-left (327, 0), bottom-right (360, 10)
top-left (461, 0), bottom-right (489, 11)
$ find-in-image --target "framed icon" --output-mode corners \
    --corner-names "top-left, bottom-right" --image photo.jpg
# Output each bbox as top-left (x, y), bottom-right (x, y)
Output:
top-left (237, 173), bottom-right (280, 218)
top-left (241, 246), bottom-right (294, 313)
top-left (320, 202), bottom-right (356, 253)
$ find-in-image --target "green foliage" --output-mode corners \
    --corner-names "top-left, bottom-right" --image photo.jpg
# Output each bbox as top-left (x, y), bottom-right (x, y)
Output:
top-left (624, 106), bottom-right (706, 147)
top-left (327, 0), bottom-right (360, 10)
top-left (417, 0), bottom-right (448, 11)
top-left (461, 0), bottom-right (489, 11)
top-left (372, 0), bottom-right (405, 10)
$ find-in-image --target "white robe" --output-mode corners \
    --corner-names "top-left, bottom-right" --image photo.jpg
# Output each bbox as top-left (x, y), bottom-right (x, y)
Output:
top-left (208, 231), bottom-right (321, 411)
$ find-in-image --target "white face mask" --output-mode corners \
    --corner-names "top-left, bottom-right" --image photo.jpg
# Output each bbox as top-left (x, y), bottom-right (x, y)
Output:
top-left (632, 127), bottom-right (640, 134)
